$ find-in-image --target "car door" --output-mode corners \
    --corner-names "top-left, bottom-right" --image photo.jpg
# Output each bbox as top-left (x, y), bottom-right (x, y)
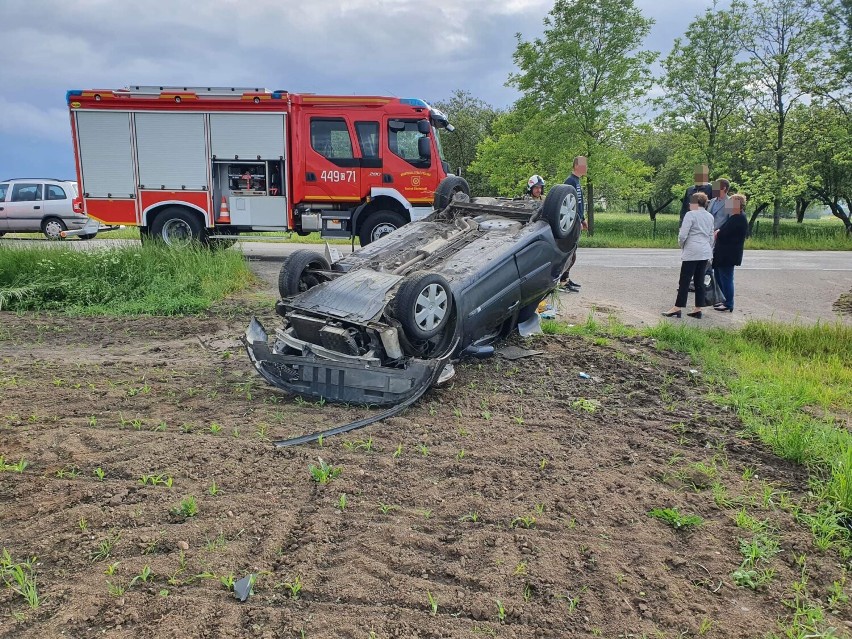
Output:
top-left (0, 183), bottom-right (9, 232)
top-left (42, 183), bottom-right (72, 224)
top-left (462, 256), bottom-right (522, 343)
top-left (301, 116), bottom-right (361, 202)
top-left (5, 183), bottom-right (43, 232)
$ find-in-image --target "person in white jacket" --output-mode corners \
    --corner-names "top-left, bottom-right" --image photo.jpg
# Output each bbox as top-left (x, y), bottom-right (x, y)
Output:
top-left (663, 192), bottom-right (715, 319)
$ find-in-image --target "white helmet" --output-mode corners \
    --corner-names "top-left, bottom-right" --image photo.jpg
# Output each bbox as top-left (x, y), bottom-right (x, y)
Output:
top-left (527, 174), bottom-right (545, 192)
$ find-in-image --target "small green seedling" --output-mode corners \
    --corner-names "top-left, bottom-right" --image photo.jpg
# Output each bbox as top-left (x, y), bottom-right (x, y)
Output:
top-left (308, 458), bottom-right (341, 484)
top-left (336, 494), bottom-right (347, 511)
top-left (496, 599), bottom-right (506, 622)
top-left (647, 507), bottom-right (703, 531)
top-left (511, 514), bottom-right (536, 529)
top-left (93, 467), bottom-right (105, 481)
top-left (283, 575), bottom-right (302, 599)
top-left (427, 590), bottom-right (438, 616)
top-left (173, 496), bottom-right (198, 518)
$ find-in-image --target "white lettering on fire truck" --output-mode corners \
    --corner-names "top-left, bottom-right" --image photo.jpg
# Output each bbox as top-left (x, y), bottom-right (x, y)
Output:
top-left (320, 170), bottom-right (356, 183)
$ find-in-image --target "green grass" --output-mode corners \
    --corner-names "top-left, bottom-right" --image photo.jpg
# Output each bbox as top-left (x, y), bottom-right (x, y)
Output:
top-left (580, 212), bottom-right (850, 250)
top-left (4, 211), bottom-right (848, 249)
top-left (0, 243), bottom-right (254, 315)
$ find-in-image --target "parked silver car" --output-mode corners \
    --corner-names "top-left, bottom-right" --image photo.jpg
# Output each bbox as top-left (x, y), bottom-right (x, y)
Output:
top-left (0, 178), bottom-right (93, 240)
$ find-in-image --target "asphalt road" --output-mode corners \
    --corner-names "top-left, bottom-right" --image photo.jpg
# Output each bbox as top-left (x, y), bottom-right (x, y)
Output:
top-left (241, 243), bottom-right (851, 327)
top-left (4, 236), bottom-right (850, 326)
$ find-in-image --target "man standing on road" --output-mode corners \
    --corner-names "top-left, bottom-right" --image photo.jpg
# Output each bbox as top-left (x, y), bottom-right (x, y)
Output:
top-left (560, 156), bottom-right (589, 293)
top-left (707, 178), bottom-right (732, 230)
top-left (679, 165), bottom-right (713, 224)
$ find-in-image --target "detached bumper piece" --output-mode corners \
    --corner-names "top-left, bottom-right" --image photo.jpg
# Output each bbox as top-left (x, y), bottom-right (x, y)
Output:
top-left (243, 317), bottom-right (437, 407)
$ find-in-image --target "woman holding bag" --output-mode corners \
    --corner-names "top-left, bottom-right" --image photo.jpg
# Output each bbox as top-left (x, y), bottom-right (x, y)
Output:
top-left (663, 192), bottom-right (715, 319)
top-left (712, 193), bottom-right (748, 312)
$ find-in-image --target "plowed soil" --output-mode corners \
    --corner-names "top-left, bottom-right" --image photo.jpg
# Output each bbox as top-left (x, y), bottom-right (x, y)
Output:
top-left (1, 303), bottom-right (849, 638)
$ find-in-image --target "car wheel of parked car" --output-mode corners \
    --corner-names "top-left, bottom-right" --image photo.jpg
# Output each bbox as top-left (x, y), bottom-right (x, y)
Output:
top-left (151, 208), bottom-right (205, 246)
top-left (392, 271), bottom-right (453, 341)
top-left (278, 250), bottom-right (330, 299)
top-left (359, 210), bottom-right (406, 246)
top-left (541, 184), bottom-right (579, 241)
top-left (433, 176), bottom-right (470, 211)
top-left (42, 217), bottom-right (67, 241)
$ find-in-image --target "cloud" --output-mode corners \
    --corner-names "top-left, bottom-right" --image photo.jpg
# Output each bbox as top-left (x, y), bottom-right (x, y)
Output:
top-left (0, 98), bottom-right (69, 142)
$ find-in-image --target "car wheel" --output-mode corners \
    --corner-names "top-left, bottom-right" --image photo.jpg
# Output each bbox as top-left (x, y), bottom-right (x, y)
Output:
top-left (359, 210), bottom-right (405, 246)
top-left (433, 176), bottom-right (470, 210)
top-left (541, 184), bottom-right (580, 241)
top-left (42, 217), bottom-right (67, 240)
top-left (392, 271), bottom-right (453, 341)
top-left (151, 207), bottom-right (205, 246)
top-left (278, 249), bottom-right (330, 299)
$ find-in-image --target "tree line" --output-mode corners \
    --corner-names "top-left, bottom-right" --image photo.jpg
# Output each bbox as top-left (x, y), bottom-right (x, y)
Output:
top-left (433, 0), bottom-right (851, 237)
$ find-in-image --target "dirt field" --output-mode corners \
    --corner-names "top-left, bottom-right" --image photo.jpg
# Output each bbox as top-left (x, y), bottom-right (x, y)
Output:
top-left (1, 301), bottom-right (849, 638)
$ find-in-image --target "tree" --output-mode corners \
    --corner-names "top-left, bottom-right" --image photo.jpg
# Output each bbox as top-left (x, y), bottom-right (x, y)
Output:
top-left (657, 0), bottom-right (749, 173)
top-left (625, 125), bottom-right (684, 219)
top-left (741, 0), bottom-right (824, 236)
top-left (509, 0), bottom-right (657, 234)
top-left (432, 90), bottom-right (500, 196)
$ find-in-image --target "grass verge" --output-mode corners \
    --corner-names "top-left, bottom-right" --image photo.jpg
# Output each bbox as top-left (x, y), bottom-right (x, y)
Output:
top-left (0, 243), bottom-right (254, 315)
top-left (3, 212), bottom-right (848, 249)
top-left (544, 316), bottom-right (852, 517)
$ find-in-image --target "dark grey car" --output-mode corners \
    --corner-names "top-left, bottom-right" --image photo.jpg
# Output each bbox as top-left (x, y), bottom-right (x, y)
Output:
top-left (244, 183), bottom-right (581, 408)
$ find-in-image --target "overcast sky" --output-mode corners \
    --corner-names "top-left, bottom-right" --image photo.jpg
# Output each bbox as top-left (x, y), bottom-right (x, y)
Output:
top-left (0, 0), bottom-right (726, 180)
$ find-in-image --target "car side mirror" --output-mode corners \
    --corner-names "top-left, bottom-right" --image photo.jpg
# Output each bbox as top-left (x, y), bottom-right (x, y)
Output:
top-left (417, 120), bottom-right (431, 135)
top-left (418, 137), bottom-right (431, 159)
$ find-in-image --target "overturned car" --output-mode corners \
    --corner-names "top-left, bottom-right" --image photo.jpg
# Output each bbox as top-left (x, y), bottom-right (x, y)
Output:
top-left (244, 182), bottom-right (581, 410)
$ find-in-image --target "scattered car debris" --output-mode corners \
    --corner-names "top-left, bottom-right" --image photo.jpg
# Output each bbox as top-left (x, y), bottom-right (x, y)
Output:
top-left (234, 574), bottom-right (256, 602)
top-left (497, 345), bottom-right (544, 361)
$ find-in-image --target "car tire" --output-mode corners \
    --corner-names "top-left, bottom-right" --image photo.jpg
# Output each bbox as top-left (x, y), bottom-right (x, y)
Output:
top-left (359, 210), bottom-right (405, 246)
top-left (392, 271), bottom-right (453, 341)
top-left (42, 217), bottom-right (67, 240)
top-left (278, 249), bottom-right (330, 299)
top-left (150, 207), bottom-right (205, 246)
top-left (433, 176), bottom-right (470, 211)
top-left (541, 184), bottom-right (580, 241)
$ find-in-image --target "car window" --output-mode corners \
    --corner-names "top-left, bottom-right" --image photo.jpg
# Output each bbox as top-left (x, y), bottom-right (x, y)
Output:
top-left (68, 182), bottom-right (79, 197)
top-left (310, 119), bottom-right (354, 160)
top-left (388, 120), bottom-right (430, 168)
top-left (0, 183), bottom-right (8, 201)
top-left (46, 185), bottom-right (67, 200)
top-left (355, 122), bottom-right (379, 159)
top-left (10, 183), bottom-right (42, 202)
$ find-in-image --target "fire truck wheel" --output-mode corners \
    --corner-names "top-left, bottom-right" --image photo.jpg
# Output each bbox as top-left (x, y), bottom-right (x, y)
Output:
top-left (359, 210), bottom-right (405, 246)
top-left (433, 176), bottom-right (470, 211)
top-left (151, 208), bottom-right (205, 246)
top-left (42, 217), bottom-right (67, 241)
top-left (278, 250), bottom-right (330, 299)
top-left (391, 271), bottom-right (453, 341)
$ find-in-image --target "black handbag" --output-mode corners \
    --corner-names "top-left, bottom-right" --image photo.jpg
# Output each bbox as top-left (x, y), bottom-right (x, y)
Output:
top-left (703, 265), bottom-right (726, 307)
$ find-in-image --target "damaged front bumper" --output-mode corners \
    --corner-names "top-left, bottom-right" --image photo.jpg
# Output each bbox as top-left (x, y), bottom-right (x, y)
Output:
top-left (242, 317), bottom-right (444, 406)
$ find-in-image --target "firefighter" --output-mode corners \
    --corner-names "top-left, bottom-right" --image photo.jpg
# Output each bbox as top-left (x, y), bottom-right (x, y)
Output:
top-left (526, 174), bottom-right (545, 200)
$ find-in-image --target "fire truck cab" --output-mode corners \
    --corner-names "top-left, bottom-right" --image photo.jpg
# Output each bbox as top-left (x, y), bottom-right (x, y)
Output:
top-left (66, 86), bottom-right (454, 245)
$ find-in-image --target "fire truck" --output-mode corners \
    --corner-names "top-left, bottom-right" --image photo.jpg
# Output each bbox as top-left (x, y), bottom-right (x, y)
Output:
top-left (66, 86), bottom-right (457, 245)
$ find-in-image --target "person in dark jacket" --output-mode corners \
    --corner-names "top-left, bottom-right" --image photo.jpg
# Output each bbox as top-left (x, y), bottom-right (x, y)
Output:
top-left (559, 156), bottom-right (588, 292)
top-left (679, 164), bottom-right (713, 224)
top-left (712, 193), bottom-right (748, 312)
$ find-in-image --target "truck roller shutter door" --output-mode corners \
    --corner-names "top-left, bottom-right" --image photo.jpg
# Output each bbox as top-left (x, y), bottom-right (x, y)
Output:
top-left (210, 114), bottom-right (286, 160)
top-left (76, 111), bottom-right (135, 198)
top-left (135, 113), bottom-right (207, 190)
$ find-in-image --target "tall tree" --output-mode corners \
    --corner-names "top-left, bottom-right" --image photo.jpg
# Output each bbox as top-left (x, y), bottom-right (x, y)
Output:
top-left (741, 0), bottom-right (823, 236)
top-left (657, 0), bottom-right (749, 173)
top-left (432, 90), bottom-right (500, 196)
top-left (509, 0), bottom-right (657, 234)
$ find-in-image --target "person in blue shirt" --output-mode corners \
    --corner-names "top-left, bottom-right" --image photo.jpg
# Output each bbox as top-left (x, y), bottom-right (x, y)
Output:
top-left (560, 156), bottom-right (589, 292)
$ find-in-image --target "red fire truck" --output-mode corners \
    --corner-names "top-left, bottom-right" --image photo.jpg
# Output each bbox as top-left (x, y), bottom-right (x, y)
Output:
top-left (66, 86), bottom-right (456, 245)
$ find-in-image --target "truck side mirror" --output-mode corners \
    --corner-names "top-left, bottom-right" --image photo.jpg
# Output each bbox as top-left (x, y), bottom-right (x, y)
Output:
top-left (417, 120), bottom-right (431, 135)
top-left (418, 137), bottom-right (431, 159)
top-left (388, 120), bottom-right (405, 132)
